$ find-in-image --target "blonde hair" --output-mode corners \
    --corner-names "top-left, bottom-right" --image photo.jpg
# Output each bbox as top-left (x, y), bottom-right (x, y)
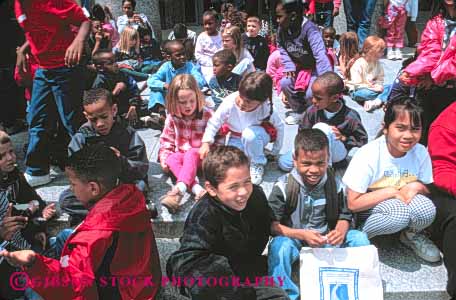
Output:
top-left (222, 25), bottom-right (243, 63)
top-left (118, 26), bottom-right (140, 54)
top-left (361, 36), bottom-right (385, 57)
top-left (166, 74), bottom-right (206, 118)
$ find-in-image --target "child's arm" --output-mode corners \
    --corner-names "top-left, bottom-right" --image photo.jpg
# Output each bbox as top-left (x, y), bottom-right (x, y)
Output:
top-left (269, 110), bottom-right (285, 156)
top-left (200, 101), bottom-right (230, 149)
top-left (347, 187), bottom-right (401, 212)
top-left (278, 45), bottom-right (296, 73)
top-left (399, 181), bottom-right (430, 204)
top-left (65, 20), bottom-right (91, 67)
top-left (190, 64), bottom-right (208, 88)
top-left (16, 41), bottom-right (30, 75)
top-left (146, 63), bottom-right (168, 91)
top-left (158, 116), bottom-right (177, 171)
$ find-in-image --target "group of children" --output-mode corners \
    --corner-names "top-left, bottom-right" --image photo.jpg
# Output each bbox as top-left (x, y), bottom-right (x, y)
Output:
top-left (4, 0), bottom-right (456, 299)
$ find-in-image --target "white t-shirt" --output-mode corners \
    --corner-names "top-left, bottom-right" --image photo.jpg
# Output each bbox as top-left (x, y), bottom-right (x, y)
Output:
top-left (342, 135), bottom-right (433, 193)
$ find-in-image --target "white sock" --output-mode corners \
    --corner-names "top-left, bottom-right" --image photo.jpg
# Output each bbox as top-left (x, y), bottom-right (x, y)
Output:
top-left (191, 184), bottom-right (205, 196)
top-left (176, 182), bottom-right (187, 194)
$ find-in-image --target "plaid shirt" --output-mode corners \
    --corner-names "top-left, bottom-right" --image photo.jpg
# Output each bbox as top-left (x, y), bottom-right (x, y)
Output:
top-left (159, 107), bottom-right (213, 163)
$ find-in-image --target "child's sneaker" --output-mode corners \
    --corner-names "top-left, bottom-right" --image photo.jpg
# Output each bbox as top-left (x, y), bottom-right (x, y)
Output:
top-left (400, 231), bottom-right (441, 263)
top-left (160, 188), bottom-right (184, 214)
top-left (395, 49), bottom-right (403, 60)
top-left (387, 48), bottom-right (396, 60)
top-left (363, 99), bottom-right (383, 112)
top-left (250, 163), bottom-right (265, 185)
top-left (284, 112), bottom-right (304, 125)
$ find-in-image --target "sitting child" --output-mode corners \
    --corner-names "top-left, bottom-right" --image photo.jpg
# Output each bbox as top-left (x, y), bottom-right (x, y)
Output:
top-left (138, 26), bottom-right (162, 73)
top-left (322, 26), bottom-right (338, 68)
top-left (147, 40), bottom-right (206, 117)
top-left (59, 88), bottom-right (148, 225)
top-left (168, 23), bottom-right (197, 61)
top-left (222, 25), bottom-right (256, 76)
top-left (337, 31), bottom-right (359, 79)
top-left (278, 72), bottom-right (368, 172)
top-left (208, 49), bottom-right (242, 108)
top-left (1, 144), bottom-right (161, 300)
top-left (200, 72), bottom-right (284, 185)
top-left (159, 75), bottom-right (213, 213)
top-left (166, 145), bottom-right (289, 300)
top-left (242, 15), bottom-right (269, 71)
top-left (268, 129), bottom-right (370, 300)
top-left (342, 97), bottom-right (440, 263)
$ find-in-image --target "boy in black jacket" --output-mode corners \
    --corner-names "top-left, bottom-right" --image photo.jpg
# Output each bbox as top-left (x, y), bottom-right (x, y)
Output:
top-left (167, 146), bottom-right (288, 300)
top-left (242, 16), bottom-right (269, 70)
top-left (268, 129), bottom-right (369, 300)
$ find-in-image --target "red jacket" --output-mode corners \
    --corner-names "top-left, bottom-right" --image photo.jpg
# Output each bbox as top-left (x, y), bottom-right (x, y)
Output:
top-left (27, 184), bottom-right (161, 300)
top-left (429, 102), bottom-right (456, 197)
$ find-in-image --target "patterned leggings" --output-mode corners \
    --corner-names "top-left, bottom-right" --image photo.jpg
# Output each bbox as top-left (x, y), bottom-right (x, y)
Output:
top-left (359, 194), bottom-right (436, 239)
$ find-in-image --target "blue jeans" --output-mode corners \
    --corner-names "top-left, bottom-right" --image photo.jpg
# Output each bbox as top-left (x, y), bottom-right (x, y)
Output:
top-left (227, 125), bottom-right (271, 165)
top-left (25, 66), bottom-right (84, 176)
top-left (351, 84), bottom-right (392, 103)
top-left (343, 0), bottom-right (378, 48)
top-left (268, 231), bottom-right (370, 300)
top-left (316, 2), bottom-right (334, 28)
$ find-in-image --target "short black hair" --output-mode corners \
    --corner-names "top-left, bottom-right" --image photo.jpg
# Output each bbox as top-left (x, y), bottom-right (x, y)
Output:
top-left (323, 26), bottom-right (336, 36)
top-left (294, 128), bottom-right (329, 156)
top-left (92, 50), bottom-right (114, 65)
top-left (313, 71), bottom-right (345, 96)
top-left (213, 49), bottom-right (236, 66)
top-left (83, 88), bottom-right (113, 106)
top-left (91, 4), bottom-right (106, 22)
top-left (122, 0), bottom-right (136, 9)
top-left (173, 23), bottom-right (188, 39)
top-left (203, 145), bottom-right (249, 188)
top-left (203, 9), bottom-right (218, 20)
top-left (165, 40), bottom-right (184, 55)
top-left (138, 26), bottom-right (153, 39)
top-left (66, 144), bottom-right (121, 191)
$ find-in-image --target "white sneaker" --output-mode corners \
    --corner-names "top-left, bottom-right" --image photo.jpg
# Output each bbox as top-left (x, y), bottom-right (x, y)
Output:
top-left (250, 163), bottom-right (265, 185)
top-left (400, 231), bottom-right (441, 263)
top-left (387, 48), bottom-right (396, 60)
top-left (284, 112), bottom-right (304, 125)
top-left (395, 49), bottom-right (403, 60)
top-left (24, 173), bottom-right (52, 187)
top-left (363, 99), bottom-right (383, 112)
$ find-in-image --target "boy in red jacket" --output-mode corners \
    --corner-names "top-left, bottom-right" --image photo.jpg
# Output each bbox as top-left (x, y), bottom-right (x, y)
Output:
top-left (0, 144), bottom-right (161, 300)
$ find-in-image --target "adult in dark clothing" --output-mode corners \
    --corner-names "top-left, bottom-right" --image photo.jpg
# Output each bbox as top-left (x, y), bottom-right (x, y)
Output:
top-left (343, 0), bottom-right (378, 48)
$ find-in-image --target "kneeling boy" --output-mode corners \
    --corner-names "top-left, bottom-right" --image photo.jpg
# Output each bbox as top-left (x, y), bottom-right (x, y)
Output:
top-left (268, 129), bottom-right (370, 300)
top-left (0, 144), bottom-right (161, 300)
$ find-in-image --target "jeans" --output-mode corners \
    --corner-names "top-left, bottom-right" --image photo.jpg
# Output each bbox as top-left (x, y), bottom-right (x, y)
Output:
top-left (25, 66), bottom-right (84, 176)
top-left (343, 0), bottom-right (378, 47)
top-left (268, 231), bottom-right (370, 300)
top-left (280, 74), bottom-right (317, 114)
top-left (315, 2), bottom-right (334, 28)
top-left (351, 84), bottom-right (392, 103)
top-left (227, 125), bottom-right (271, 165)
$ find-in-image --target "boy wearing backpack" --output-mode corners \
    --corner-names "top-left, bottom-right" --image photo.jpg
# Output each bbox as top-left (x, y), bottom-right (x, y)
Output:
top-left (267, 129), bottom-right (369, 300)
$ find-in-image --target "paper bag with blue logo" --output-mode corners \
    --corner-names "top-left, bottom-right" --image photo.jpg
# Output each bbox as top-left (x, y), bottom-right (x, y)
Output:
top-left (300, 245), bottom-right (383, 300)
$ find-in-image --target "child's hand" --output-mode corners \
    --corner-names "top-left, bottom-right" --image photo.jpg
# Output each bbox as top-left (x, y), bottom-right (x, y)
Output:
top-left (199, 143), bottom-right (210, 160)
top-left (42, 203), bottom-right (56, 221)
top-left (0, 249), bottom-right (36, 268)
top-left (113, 82), bottom-right (127, 96)
top-left (65, 38), bottom-right (85, 67)
top-left (331, 126), bottom-right (347, 142)
top-left (399, 182), bottom-right (425, 204)
top-left (110, 147), bottom-right (121, 157)
top-left (95, 31), bottom-right (104, 43)
top-left (16, 48), bottom-right (28, 75)
top-left (0, 204), bottom-right (27, 241)
top-left (327, 220), bottom-right (350, 246)
top-left (280, 92), bottom-right (290, 109)
top-left (297, 229), bottom-right (326, 247)
top-left (126, 106), bottom-right (137, 121)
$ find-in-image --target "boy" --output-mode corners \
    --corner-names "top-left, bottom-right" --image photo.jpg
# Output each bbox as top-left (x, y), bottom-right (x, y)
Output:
top-left (167, 146), bottom-right (288, 300)
top-left (147, 40), bottom-right (206, 116)
top-left (168, 23), bottom-right (197, 61)
top-left (0, 131), bottom-right (56, 299)
top-left (0, 144), bottom-right (161, 300)
top-left (15, 0), bottom-right (91, 187)
top-left (322, 26), bottom-right (339, 68)
top-left (208, 49), bottom-right (242, 108)
top-left (242, 16), bottom-right (269, 71)
top-left (91, 50), bottom-right (143, 124)
top-left (268, 129), bottom-right (370, 300)
top-left (59, 88), bottom-right (148, 225)
top-left (278, 72), bottom-right (367, 171)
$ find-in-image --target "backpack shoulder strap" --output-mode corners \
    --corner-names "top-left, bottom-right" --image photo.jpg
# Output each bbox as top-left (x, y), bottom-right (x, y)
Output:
top-left (324, 168), bottom-right (339, 230)
top-left (285, 174), bottom-right (300, 219)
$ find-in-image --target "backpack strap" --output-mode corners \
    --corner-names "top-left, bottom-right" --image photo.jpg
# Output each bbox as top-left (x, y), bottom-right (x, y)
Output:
top-left (324, 168), bottom-right (339, 230)
top-left (284, 174), bottom-right (300, 224)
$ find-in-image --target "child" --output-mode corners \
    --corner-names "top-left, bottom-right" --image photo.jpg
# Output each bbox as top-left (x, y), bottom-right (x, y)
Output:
top-left (88, 18), bottom-right (112, 57)
top-left (1, 144), bottom-right (161, 300)
top-left (275, 0), bottom-right (332, 125)
top-left (195, 10), bottom-right (224, 83)
top-left (347, 36), bottom-right (392, 112)
top-left (166, 145), bottom-right (289, 300)
top-left (379, 0), bottom-right (408, 60)
top-left (208, 49), bottom-right (242, 108)
top-left (242, 16), bottom-right (269, 71)
top-left (91, 4), bottom-right (119, 48)
top-left (60, 88), bottom-right (148, 225)
top-left (338, 31), bottom-right (359, 79)
top-left (147, 40), bottom-right (207, 115)
top-left (117, 0), bottom-right (155, 37)
top-left (268, 129), bottom-right (370, 300)
top-left (138, 27), bottom-right (161, 66)
top-left (322, 26), bottom-right (338, 68)
top-left (222, 25), bottom-right (256, 76)
top-left (159, 75), bottom-right (213, 213)
top-left (199, 72), bottom-right (284, 185)
top-left (15, 0), bottom-right (90, 187)
top-left (278, 72), bottom-right (368, 172)
top-left (342, 97), bottom-right (440, 263)
top-left (168, 23), bottom-right (197, 61)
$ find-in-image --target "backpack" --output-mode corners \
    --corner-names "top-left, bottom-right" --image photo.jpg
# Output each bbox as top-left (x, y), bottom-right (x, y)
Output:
top-left (283, 168), bottom-right (339, 230)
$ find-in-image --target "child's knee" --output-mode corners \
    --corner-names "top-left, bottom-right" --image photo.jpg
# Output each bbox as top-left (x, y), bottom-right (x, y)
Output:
top-left (346, 230), bottom-right (370, 247)
top-left (278, 152), bottom-right (294, 172)
top-left (241, 127), bottom-right (259, 143)
top-left (269, 236), bottom-right (300, 257)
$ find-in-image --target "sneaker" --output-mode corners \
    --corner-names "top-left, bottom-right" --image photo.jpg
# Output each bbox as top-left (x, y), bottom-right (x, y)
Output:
top-left (250, 163), bottom-right (265, 185)
top-left (160, 188), bottom-right (184, 214)
top-left (23, 173), bottom-right (52, 187)
top-left (363, 99), bottom-right (383, 112)
top-left (140, 113), bottom-right (165, 130)
top-left (400, 231), bottom-right (441, 263)
top-left (284, 112), bottom-right (304, 125)
top-left (387, 48), bottom-right (396, 60)
top-left (395, 49), bottom-right (403, 60)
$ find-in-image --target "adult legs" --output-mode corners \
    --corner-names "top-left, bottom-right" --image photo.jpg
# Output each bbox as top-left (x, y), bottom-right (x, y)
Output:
top-left (358, 0), bottom-right (378, 47)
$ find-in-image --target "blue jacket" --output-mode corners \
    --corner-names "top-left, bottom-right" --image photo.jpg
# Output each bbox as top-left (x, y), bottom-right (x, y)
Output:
top-left (147, 61), bottom-right (207, 91)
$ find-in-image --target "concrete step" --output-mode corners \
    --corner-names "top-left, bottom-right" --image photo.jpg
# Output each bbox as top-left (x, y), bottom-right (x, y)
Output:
top-left (154, 236), bottom-right (450, 300)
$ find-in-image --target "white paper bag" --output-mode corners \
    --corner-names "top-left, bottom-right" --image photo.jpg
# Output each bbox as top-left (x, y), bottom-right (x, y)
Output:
top-left (300, 245), bottom-right (383, 300)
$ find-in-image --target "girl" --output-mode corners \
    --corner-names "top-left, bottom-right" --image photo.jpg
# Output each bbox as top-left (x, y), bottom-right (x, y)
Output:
top-left (338, 31), bottom-right (359, 79)
top-left (159, 74), bottom-right (213, 213)
top-left (116, 0), bottom-right (155, 37)
top-left (199, 72), bottom-right (284, 185)
top-left (347, 36), bottom-right (392, 112)
top-left (379, 0), bottom-right (409, 60)
top-left (399, 0), bottom-right (456, 144)
top-left (275, 0), bottom-right (332, 125)
top-left (222, 25), bottom-right (255, 76)
top-left (195, 10), bottom-right (224, 83)
top-left (91, 4), bottom-right (119, 48)
top-left (342, 97), bottom-right (440, 263)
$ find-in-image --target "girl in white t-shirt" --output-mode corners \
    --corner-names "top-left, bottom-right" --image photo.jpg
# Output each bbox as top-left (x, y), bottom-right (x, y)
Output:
top-left (342, 97), bottom-right (440, 263)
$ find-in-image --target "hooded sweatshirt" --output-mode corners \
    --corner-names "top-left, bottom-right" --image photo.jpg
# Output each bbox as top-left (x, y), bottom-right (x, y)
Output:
top-left (26, 184), bottom-right (161, 300)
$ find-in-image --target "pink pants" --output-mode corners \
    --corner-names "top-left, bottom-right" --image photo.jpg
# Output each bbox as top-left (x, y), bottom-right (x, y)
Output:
top-left (166, 148), bottom-right (201, 189)
top-left (385, 4), bottom-right (407, 48)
